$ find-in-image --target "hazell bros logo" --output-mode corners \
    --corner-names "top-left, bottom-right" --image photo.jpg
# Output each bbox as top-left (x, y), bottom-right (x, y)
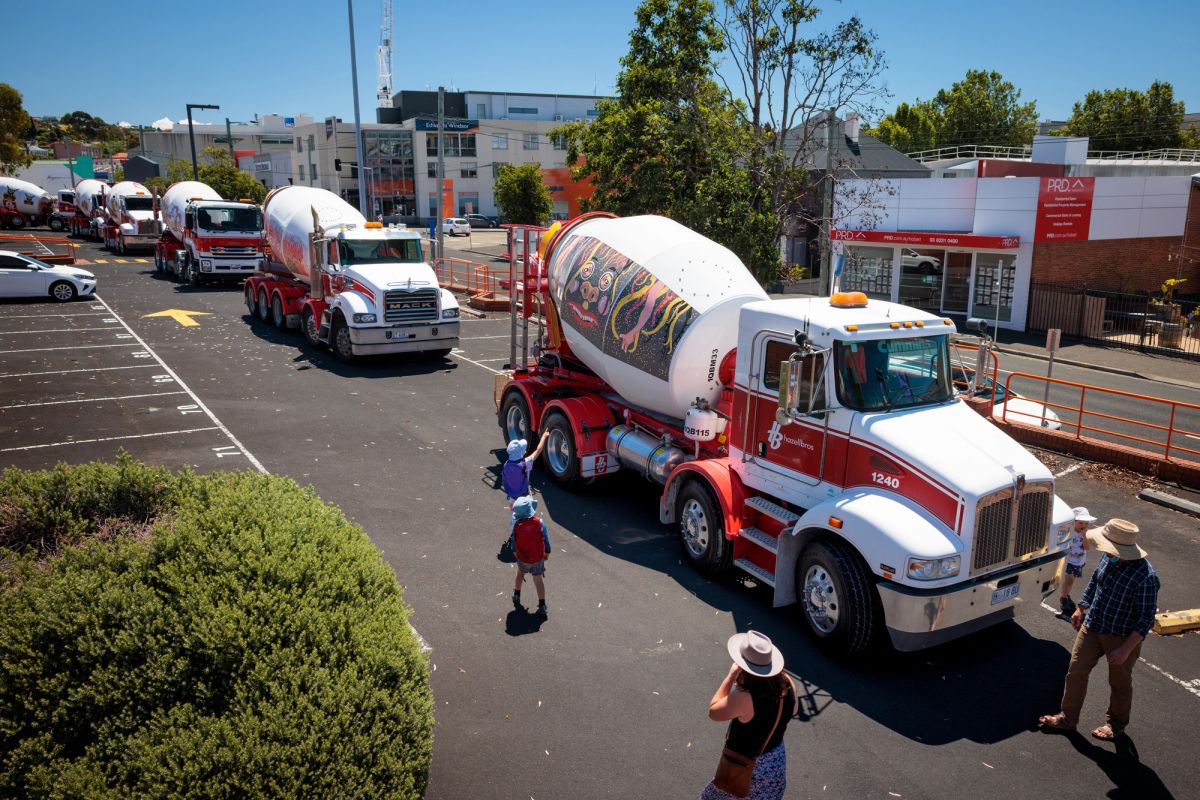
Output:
top-left (766, 421), bottom-right (815, 452)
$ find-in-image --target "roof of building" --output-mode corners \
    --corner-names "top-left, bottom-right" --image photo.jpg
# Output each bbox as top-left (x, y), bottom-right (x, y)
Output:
top-left (784, 114), bottom-right (930, 176)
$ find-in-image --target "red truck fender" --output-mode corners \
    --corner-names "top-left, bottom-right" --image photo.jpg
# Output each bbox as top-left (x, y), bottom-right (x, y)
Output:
top-left (659, 459), bottom-right (746, 539)
top-left (540, 395), bottom-right (614, 455)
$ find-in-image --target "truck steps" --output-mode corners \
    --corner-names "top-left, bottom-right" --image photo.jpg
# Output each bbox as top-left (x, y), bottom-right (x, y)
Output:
top-left (733, 557), bottom-right (776, 588)
top-left (739, 526), bottom-right (778, 555)
top-left (745, 496), bottom-right (800, 526)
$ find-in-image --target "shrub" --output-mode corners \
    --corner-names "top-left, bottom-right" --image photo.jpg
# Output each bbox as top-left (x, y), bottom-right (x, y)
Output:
top-left (0, 458), bottom-right (433, 799)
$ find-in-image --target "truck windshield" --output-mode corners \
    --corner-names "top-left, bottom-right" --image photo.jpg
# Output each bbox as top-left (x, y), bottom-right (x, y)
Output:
top-left (197, 206), bottom-right (263, 232)
top-left (123, 196), bottom-right (154, 211)
top-left (337, 239), bottom-right (423, 265)
top-left (834, 334), bottom-right (954, 412)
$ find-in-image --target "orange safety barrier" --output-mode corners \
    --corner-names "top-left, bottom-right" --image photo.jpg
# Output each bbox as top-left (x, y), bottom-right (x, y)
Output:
top-left (950, 342), bottom-right (1000, 404)
top-left (1001, 371), bottom-right (1200, 463)
top-left (0, 233), bottom-right (78, 264)
top-left (433, 257), bottom-right (513, 311)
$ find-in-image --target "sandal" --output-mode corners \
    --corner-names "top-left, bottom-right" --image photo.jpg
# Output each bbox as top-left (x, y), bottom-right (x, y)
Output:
top-left (1039, 713), bottom-right (1076, 732)
top-left (1091, 725), bottom-right (1118, 741)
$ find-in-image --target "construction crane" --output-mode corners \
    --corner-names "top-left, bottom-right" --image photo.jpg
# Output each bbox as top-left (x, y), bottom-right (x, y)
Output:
top-left (376, 0), bottom-right (393, 108)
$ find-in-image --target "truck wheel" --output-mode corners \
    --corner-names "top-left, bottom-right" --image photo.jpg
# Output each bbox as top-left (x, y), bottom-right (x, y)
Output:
top-left (257, 288), bottom-right (271, 322)
top-left (499, 390), bottom-right (533, 445)
top-left (540, 411), bottom-right (580, 488)
top-left (245, 284), bottom-right (258, 317)
top-left (676, 481), bottom-right (731, 577)
top-left (330, 315), bottom-right (355, 362)
top-left (117, 236), bottom-right (126, 256)
top-left (797, 540), bottom-right (877, 656)
top-left (271, 294), bottom-right (287, 328)
top-left (301, 307), bottom-right (324, 347)
top-left (189, 260), bottom-right (203, 287)
top-left (48, 216), bottom-right (65, 232)
top-left (49, 281), bottom-right (77, 302)
top-left (9, 215), bottom-right (25, 230)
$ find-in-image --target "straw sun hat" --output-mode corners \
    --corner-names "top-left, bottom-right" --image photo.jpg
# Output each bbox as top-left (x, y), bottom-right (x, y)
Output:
top-left (1087, 518), bottom-right (1147, 561)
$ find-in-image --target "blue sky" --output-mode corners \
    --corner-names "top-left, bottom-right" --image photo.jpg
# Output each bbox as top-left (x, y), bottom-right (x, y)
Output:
top-left (8, 0), bottom-right (1197, 128)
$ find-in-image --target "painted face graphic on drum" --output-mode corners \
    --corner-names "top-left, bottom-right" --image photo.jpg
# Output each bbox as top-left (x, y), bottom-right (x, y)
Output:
top-left (562, 241), bottom-right (622, 330)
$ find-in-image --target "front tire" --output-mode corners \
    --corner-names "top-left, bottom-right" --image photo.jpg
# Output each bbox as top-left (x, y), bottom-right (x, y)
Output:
top-left (797, 540), bottom-right (877, 655)
top-left (49, 281), bottom-right (77, 302)
top-left (301, 306), bottom-right (323, 347)
top-left (9, 214), bottom-right (26, 230)
top-left (499, 390), bottom-right (533, 445)
top-left (330, 315), bottom-right (355, 362)
top-left (676, 481), bottom-right (731, 577)
top-left (540, 411), bottom-right (579, 488)
top-left (48, 216), bottom-right (65, 232)
top-left (117, 236), bottom-right (126, 256)
top-left (188, 259), bottom-right (202, 286)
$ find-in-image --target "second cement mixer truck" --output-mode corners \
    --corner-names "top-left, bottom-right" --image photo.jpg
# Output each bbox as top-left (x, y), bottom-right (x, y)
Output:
top-left (154, 181), bottom-right (265, 285)
top-left (496, 213), bottom-right (1074, 655)
top-left (101, 181), bottom-right (160, 254)
top-left (243, 186), bottom-right (459, 361)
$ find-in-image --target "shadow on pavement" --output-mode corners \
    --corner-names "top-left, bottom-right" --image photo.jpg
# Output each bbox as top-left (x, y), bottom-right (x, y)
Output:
top-left (1050, 731), bottom-right (1176, 799)
top-left (505, 608), bottom-right (547, 637)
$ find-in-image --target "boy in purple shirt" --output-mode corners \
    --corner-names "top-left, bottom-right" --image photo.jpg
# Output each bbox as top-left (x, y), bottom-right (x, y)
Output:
top-left (502, 432), bottom-right (548, 507)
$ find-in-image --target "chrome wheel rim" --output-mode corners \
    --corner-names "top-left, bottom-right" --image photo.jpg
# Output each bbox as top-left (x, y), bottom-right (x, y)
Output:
top-left (680, 498), bottom-right (709, 558)
top-left (803, 564), bottom-right (839, 634)
top-left (52, 284), bottom-right (73, 301)
top-left (546, 428), bottom-right (570, 475)
top-left (335, 326), bottom-right (353, 358)
top-left (505, 403), bottom-right (528, 441)
top-left (273, 297), bottom-right (283, 326)
top-left (246, 290), bottom-right (255, 314)
top-left (303, 312), bottom-right (319, 344)
top-left (258, 291), bottom-right (269, 320)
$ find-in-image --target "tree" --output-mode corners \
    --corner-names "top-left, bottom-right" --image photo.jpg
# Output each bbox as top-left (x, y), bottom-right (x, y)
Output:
top-left (1055, 81), bottom-right (1199, 151)
top-left (553, 0), bottom-right (779, 281)
top-left (493, 162), bottom-right (552, 224)
top-left (0, 83), bottom-right (32, 174)
top-left (143, 158), bottom-right (195, 195)
top-left (868, 101), bottom-right (939, 154)
top-left (60, 110), bottom-right (106, 141)
top-left (196, 145), bottom-right (266, 203)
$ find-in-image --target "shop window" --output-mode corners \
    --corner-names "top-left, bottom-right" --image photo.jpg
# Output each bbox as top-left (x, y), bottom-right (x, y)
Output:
top-left (524, 132), bottom-right (539, 150)
top-left (458, 193), bottom-right (479, 216)
top-left (840, 246), bottom-right (893, 300)
top-left (460, 134), bottom-right (476, 157)
top-left (973, 254), bottom-right (1016, 322)
top-left (492, 134), bottom-right (508, 150)
top-left (444, 135), bottom-right (460, 157)
top-left (898, 248), bottom-right (944, 312)
top-left (461, 162), bottom-right (477, 179)
top-left (427, 162), bottom-right (439, 178)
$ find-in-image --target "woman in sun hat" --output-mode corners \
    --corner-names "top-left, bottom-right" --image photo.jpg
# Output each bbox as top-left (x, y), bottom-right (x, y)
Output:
top-left (701, 631), bottom-right (799, 799)
top-left (1059, 506), bottom-right (1098, 615)
top-left (1039, 519), bottom-right (1160, 742)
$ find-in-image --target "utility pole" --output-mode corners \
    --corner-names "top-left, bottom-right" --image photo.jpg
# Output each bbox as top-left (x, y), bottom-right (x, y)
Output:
top-left (224, 118), bottom-right (235, 162)
top-left (138, 124), bottom-right (145, 153)
top-left (185, 103), bottom-right (219, 181)
top-left (436, 85), bottom-right (446, 261)
top-left (347, 0), bottom-right (369, 216)
top-left (821, 107), bottom-right (836, 296)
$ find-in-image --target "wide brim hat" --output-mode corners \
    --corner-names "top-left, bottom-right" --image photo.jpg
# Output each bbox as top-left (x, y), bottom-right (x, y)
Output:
top-left (727, 630), bottom-right (784, 677)
top-left (506, 438), bottom-right (528, 461)
top-left (1087, 518), bottom-right (1147, 560)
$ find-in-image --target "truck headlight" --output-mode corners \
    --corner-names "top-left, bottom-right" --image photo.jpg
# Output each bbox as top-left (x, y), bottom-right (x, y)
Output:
top-left (201, 260), bottom-right (212, 271)
top-left (352, 313), bottom-right (377, 324)
top-left (1056, 522), bottom-right (1073, 545)
top-left (906, 555), bottom-right (960, 580)
top-left (441, 308), bottom-right (460, 319)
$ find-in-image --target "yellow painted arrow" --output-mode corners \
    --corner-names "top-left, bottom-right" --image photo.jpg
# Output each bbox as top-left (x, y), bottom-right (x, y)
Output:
top-left (142, 309), bottom-right (212, 328)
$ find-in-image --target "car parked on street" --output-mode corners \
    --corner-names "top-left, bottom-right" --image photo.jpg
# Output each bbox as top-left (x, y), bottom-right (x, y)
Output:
top-left (0, 250), bottom-right (96, 301)
top-left (442, 217), bottom-right (470, 236)
top-left (954, 365), bottom-right (1062, 429)
top-left (464, 213), bottom-right (498, 229)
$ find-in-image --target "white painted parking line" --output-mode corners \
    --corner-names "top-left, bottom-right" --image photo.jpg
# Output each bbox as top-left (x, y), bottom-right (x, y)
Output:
top-left (1055, 463), bottom-right (1083, 478)
top-left (0, 327), bottom-right (121, 335)
top-left (0, 427), bottom-right (220, 453)
top-left (460, 334), bottom-right (512, 340)
top-left (450, 350), bottom-right (505, 375)
top-left (0, 364), bottom-right (158, 379)
top-left (93, 296), bottom-right (267, 474)
top-left (471, 357), bottom-right (509, 363)
top-left (0, 391), bottom-right (186, 411)
top-left (0, 343), bottom-right (139, 355)
top-left (0, 311), bottom-right (112, 319)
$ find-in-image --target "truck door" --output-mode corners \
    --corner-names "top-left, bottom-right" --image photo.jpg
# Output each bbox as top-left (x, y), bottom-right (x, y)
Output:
top-left (746, 334), bottom-right (827, 487)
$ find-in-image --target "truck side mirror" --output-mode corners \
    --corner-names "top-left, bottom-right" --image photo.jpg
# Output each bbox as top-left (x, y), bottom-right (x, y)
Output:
top-left (184, 213), bottom-right (193, 231)
top-left (776, 360), bottom-right (802, 425)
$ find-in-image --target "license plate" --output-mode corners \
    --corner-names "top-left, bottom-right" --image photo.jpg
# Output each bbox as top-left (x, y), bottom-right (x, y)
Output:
top-left (386, 331), bottom-right (413, 340)
top-left (991, 583), bottom-right (1020, 605)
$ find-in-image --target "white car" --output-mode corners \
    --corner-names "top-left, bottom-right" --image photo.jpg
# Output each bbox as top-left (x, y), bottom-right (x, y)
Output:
top-left (0, 250), bottom-right (96, 301)
top-left (442, 217), bottom-right (470, 236)
top-left (956, 367), bottom-right (1061, 429)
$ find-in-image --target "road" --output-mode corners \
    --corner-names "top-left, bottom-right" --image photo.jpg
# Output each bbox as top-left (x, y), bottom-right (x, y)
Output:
top-left (2, 235), bottom-right (1197, 800)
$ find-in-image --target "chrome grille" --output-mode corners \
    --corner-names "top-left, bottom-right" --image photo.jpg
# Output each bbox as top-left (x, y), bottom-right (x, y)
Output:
top-left (384, 288), bottom-right (438, 323)
top-left (212, 245), bottom-right (258, 255)
top-left (971, 480), bottom-right (1053, 574)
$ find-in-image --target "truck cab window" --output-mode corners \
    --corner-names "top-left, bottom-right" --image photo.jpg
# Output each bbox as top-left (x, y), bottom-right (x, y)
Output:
top-left (337, 239), bottom-right (423, 265)
top-left (835, 335), bottom-right (952, 412)
top-left (762, 339), bottom-right (826, 411)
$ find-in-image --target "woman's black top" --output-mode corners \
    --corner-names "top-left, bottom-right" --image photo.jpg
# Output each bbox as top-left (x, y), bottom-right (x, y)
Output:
top-left (725, 680), bottom-right (795, 758)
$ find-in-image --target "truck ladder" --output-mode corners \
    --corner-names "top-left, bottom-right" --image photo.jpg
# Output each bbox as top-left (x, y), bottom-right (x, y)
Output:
top-left (507, 225), bottom-right (547, 370)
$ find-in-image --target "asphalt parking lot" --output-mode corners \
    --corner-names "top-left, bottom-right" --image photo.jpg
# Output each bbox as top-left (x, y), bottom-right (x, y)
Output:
top-left (2, 235), bottom-right (1197, 799)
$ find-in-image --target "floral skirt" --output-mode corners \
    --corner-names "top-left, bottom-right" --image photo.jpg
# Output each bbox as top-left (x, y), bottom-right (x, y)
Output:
top-left (699, 743), bottom-right (787, 800)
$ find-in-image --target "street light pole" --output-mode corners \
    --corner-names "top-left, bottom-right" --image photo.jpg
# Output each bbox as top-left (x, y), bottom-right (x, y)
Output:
top-left (186, 103), bottom-right (220, 181)
top-left (346, 0), bottom-right (369, 216)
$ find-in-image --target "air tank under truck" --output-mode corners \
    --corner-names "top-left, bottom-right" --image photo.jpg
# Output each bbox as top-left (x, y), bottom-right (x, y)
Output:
top-left (498, 213), bottom-right (1075, 654)
top-left (154, 181), bottom-right (265, 285)
top-left (242, 186), bottom-right (459, 362)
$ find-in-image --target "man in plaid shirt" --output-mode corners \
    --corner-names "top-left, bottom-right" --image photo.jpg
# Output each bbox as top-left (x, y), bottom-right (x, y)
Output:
top-left (1039, 519), bottom-right (1159, 741)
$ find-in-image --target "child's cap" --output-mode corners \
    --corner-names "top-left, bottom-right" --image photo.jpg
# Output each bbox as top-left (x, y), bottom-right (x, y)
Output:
top-left (506, 439), bottom-right (528, 462)
top-left (513, 495), bottom-right (538, 520)
top-left (1073, 506), bottom-right (1097, 523)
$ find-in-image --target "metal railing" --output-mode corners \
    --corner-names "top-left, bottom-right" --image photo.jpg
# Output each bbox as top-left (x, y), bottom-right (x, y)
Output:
top-left (0, 233), bottom-right (78, 264)
top-left (950, 341), bottom-right (1000, 403)
top-left (433, 257), bottom-right (508, 298)
top-left (1087, 148), bottom-right (1200, 163)
top-left (1000, 372), bottom-right (1200, 463)
top-left (906, 144), bottom-right (1032, 162)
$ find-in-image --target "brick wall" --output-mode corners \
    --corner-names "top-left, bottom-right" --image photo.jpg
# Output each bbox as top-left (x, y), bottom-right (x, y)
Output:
top-left (1031, 235), bottom-right (1195, 293)
top-left (1182, 181), bottom-right (1200, 277)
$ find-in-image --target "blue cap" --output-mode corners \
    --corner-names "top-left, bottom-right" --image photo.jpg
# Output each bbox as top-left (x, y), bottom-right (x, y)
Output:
top-left (506, 438), bottom-right (528, 462)
top-left (512, 495), bottom-right (537, 520)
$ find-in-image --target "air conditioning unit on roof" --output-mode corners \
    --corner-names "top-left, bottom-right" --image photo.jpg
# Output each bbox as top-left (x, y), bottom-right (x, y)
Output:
top-left (553, 114), bottom-right (563, 121)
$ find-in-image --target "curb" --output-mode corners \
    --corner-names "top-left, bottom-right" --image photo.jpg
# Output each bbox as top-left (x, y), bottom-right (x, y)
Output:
top-left (990, 345), bottom-right (1200, 391)
top-left (1138, 488), bottom-right (1200, 518)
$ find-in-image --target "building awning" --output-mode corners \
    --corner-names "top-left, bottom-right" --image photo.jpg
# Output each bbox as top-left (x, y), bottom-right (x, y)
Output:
top-left (831, 229), bottom-right (1020, 249)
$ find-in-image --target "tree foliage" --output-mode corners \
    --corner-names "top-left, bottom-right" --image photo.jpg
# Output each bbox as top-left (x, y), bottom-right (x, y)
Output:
top-left (492, 162), bottom-right (552, 224)
top-left (1055, 81), bottom-right (1200, 151)
top-left (554, 0), bottom-right (779, 281)
top-left (0, 83), bottom-right (32, 174)
top-left (142, 159), bottom-right (194, 195)
top-left (194, 145), bottom-right (266, 203)
top-left (0, 456), bottom-right (433, 799)
top-left (872, 69), bottom-right (1037, 151)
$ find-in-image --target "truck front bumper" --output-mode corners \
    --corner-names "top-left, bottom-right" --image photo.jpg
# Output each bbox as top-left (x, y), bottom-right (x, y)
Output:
top-left (198, 258), bottom-right (263, 279)
top-left (348, 321), bottom-right (460, 355)
top-left (878, 552), bottom-right (1064, 651)
top-left (120, 234), bottom-right (157, 248)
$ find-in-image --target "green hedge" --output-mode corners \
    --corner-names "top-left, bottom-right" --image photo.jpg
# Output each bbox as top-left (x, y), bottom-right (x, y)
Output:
top-left (0, 456), bottom-right (433, 799)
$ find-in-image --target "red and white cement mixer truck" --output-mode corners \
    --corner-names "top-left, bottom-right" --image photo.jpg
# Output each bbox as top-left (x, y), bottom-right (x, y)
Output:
top-left (242, 185), bottom-right (459, 361)
top-left (100, 181), bottom-right (160, 254)
top-left (496, 213), bottom-right (1074, 654)
top-left (0, 177), bottom-right (53, 230)
top-left (70, 179), bottom-right (107, 239)
top-left (154, 181), bottom-right (265, 285)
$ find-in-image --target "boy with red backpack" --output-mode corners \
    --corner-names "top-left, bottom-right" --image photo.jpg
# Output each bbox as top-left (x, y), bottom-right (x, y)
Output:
top-left (510, 495), bottom-right (551, 616)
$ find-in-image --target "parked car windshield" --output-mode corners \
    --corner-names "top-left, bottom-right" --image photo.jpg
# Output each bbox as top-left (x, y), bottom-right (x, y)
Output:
top-left (338, 238), bottom-right (423, 265)
top-left (198, 206), bottom-right (263, 233)
top-left (123, 196), bottom-right (154, 211)
top-left (834, 334), bottom-right (954, 411)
